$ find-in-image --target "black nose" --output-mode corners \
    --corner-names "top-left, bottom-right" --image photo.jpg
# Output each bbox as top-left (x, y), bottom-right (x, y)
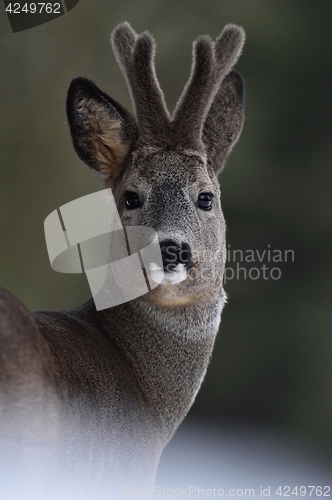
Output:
top-left (159, 240), bottom-right (192, 272)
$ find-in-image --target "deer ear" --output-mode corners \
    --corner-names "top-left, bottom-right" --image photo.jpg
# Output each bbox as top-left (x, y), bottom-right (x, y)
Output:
top-left (203, 71), bottom-right (244, 175)
top-left (66, 77), bottom-right (138, 184)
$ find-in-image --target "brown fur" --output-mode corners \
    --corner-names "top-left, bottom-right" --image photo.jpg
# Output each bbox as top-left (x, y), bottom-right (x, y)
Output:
top-left (0, 22), bottom-right (245, 498)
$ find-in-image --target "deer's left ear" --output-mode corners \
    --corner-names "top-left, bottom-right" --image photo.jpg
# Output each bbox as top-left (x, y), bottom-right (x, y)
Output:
top-left (203, 71), bottom-right (244, 175)
top-left (67, 77), bottom-right (138, 185)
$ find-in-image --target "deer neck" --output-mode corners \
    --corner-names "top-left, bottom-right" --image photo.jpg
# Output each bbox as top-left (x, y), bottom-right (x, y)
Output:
top-left (92, 289), bottom-right (226, 440)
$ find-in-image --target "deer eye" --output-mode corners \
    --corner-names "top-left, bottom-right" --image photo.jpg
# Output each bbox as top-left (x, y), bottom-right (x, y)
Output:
top-left (198, 193), bottom-right (213, 210)
top-left (124, 191), bottom-right (142, 210)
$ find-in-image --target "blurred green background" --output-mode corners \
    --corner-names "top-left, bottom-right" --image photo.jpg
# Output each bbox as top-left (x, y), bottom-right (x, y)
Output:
top-left (1, 0), bottom-right (332, 456)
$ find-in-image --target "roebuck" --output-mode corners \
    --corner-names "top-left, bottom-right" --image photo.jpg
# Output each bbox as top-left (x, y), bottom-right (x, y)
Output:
top-left (0, 22), bottom-right (245, 499)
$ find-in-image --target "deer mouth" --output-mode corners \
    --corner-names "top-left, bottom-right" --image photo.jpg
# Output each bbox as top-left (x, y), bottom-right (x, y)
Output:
top-left (148, 262), bottom-right (188, 286)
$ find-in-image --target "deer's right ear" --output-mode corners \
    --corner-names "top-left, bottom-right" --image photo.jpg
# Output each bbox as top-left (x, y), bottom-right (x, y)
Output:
top-left (203, 71), bottom-right (244, 175)
top-left (66, 77), bottom-right (138, 184)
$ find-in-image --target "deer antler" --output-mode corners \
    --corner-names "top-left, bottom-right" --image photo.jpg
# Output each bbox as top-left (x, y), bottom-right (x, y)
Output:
top-left (111, 22), bottom-right (171, 148)
top-left (172, 24), bottom-right (245, 152)
top-left (111, 23), bottom-right (244, 154)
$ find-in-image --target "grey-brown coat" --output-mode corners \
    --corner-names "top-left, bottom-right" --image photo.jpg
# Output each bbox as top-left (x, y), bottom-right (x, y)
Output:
top-left (0, 22), bottom-right (245, 499)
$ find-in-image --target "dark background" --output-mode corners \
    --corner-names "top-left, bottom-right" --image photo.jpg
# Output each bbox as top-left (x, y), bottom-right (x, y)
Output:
top-left (1, 0), bottom-right (332, 458)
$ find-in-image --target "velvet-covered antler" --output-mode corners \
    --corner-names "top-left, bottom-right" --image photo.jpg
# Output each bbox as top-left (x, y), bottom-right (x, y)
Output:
top-left (172, 25), bottom-right (245, 151)
top-left (111, 22), bottom-right (244, 155)
top-left (111, 22), bottom-right (171, 148)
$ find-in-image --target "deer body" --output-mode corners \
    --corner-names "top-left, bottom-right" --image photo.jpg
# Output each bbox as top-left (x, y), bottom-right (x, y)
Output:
top-left (0, 22), bottom-right (245, 498)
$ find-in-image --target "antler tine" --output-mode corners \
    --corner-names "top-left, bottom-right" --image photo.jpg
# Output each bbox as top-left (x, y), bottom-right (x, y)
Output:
top-left (214, 24), bottom-right (245, 77)
top-left (111, 22), bottom-right (171, 147)
top-left (172, 25), bottom-right (245, 152)
top-left (111, 22), bottom-right (137, 67)
top-left (171, 36), bottom-right (216, 150)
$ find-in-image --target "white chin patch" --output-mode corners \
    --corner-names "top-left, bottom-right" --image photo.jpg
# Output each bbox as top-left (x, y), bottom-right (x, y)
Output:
top-left (148, 263), bottom-right (188, 286)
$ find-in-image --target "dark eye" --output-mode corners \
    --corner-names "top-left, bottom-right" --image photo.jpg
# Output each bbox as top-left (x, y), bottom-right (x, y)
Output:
top-left (124, 191), bottom-right (141, 210)
top-left (198, 193), bottom-right (213, 210)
